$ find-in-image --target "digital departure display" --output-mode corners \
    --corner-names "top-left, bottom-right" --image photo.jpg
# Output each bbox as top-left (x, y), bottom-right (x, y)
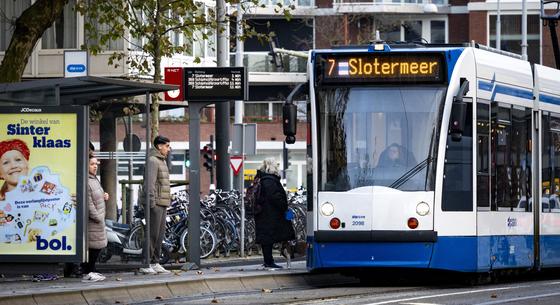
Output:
top-left (316, 52), bottom-right (446, 85)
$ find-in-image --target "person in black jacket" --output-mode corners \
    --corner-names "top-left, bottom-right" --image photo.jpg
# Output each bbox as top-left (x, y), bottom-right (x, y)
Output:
top-left (254, 158), bottom-right (295, 269)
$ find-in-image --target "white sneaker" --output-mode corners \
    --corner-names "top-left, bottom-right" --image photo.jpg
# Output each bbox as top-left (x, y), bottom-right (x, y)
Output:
top-left (151, 263), bottom-right (171, 274)
top-left (82, 272), bottom-right (104, 282)
top-left (139, 266), bottom-right (157, 275)
top-left (92, 272), bottom-right (106, 280)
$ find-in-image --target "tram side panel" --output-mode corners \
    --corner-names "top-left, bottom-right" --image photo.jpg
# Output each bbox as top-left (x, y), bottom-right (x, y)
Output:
top-left (535, 64), bottom-right (560, 268)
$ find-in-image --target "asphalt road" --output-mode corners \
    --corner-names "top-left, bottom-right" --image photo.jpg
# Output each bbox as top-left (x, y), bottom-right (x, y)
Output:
top-left (135, 272), bottom-right (560, 305)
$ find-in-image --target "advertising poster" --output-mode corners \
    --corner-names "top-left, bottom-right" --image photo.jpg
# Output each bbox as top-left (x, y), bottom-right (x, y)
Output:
top-left (0, 112), bottom-right (78, 256)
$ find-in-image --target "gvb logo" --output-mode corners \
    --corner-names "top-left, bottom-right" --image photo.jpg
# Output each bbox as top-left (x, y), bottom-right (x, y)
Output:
top-left (36, 236), bottom-right (72, 251)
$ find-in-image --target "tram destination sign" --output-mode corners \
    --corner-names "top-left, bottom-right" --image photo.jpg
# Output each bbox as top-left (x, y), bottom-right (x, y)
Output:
top-left (317, 52), bottom-right (446, 85)
top-left (184, 67), bottom-right (247, 101)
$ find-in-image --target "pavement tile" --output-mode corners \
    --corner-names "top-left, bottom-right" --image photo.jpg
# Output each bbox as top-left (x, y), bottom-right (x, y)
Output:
top-left (240, 275), bottom-right (279, 291)
top-left (82, 287), bottom-right (133, 305)
top-left (167, 279), bottom-right (212, 297)
top-left (127, 284), bottom-right (174, 303)
top-left (0, 296), bottom-right (36, 305)
top-left (273, 273), bottom-right (308, 288)
top-left (204, 277), bottom-right (246, 293)
top-left (33, 291), bottom-right (87, 305)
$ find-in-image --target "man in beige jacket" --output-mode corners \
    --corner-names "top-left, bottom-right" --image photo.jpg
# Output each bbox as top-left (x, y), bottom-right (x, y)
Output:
top-left (140, 136), bottom-right (172, 274)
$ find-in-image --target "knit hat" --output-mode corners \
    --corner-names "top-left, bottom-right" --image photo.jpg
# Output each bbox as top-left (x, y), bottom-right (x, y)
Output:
top-left (0, 139), bottom-right (30, 161)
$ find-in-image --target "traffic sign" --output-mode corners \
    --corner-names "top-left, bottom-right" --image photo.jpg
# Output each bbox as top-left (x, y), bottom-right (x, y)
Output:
top-left (230, 156), bottom-right (243, 176)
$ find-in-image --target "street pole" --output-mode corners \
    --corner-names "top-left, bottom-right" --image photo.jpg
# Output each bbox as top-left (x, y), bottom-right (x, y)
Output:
top-left (521, 0), bottom-right (528, 60)
top-left (210, 134), bottom-right (215, 188)
top-left (142, 92), bottom-right (151, 267)
top-left (127, 115), bottom-right (133, 226)
top-left (235, 2), bottom-right (246, 257)
top-left (234, 2), bottom-right (244, 192)
top-left (216, 0), bottom-right (231, 191)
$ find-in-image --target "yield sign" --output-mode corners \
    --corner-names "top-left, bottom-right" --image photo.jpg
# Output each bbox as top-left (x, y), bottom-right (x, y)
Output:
top-left (230, 156), bottom-right (243, 176)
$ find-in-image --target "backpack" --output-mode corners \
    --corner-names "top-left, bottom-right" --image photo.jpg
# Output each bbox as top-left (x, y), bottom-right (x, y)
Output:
top-left (246, 176), bottom-right (272, 215)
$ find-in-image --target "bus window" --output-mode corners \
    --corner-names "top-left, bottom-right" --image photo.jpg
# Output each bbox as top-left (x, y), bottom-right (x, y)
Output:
top-left (442, 100), bottom-right (473, 211)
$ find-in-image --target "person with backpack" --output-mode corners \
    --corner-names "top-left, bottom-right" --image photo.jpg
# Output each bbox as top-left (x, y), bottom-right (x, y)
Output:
top-left (253, 158), bottom-right (295, 270)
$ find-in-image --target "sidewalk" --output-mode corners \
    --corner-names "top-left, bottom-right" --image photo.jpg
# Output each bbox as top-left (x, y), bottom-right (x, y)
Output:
top-left (0, 258), bottom-right (355, 305)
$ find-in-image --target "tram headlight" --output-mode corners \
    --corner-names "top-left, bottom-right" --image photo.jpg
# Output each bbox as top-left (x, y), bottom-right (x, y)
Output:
top-left (416, 202), bottom-right (430, 216)
top-left (320, 202), bottom-right (335, 216)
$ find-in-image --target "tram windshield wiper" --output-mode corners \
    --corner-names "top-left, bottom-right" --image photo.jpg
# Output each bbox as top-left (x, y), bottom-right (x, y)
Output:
top-left (389, 156), bottom-right (433, 189)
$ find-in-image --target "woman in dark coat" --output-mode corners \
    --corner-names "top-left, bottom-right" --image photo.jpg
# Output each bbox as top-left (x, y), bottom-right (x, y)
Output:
top-left (254, 158), bottom-right (295, 269)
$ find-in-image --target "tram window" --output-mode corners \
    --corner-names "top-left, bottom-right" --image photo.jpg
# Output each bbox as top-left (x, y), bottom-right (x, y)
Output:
top-left (477, 102), bottom-right (490, 210)
top-left (442, 101), bottom-right (473, 211)
top-left (510, 107), bottom-right (532, 212)
top-left (491, 105), bottom-right (532, 212)
top-left (543, 113), bottom-right (560, 213)
top-left (492, 104), bottom-right (512, 211)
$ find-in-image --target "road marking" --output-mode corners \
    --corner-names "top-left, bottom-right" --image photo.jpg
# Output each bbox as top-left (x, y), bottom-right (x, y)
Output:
top-left (401, 303), bottom-right (442, 305)
top-left (475, 291), bottom-right (560, 305)
top-left (362, 286), bottom-right (524, 305)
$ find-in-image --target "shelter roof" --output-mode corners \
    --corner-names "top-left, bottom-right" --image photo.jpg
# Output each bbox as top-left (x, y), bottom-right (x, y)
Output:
top-left (0, 76), bottom-right (179, 107)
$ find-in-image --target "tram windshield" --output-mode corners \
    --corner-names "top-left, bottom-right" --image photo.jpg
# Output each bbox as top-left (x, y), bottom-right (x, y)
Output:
top-left (317, 86), bottom-right (446, 192)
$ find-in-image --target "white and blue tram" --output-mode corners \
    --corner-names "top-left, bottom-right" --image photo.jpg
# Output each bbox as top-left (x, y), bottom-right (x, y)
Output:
top-left (284, 42), bottom-right (560, 273)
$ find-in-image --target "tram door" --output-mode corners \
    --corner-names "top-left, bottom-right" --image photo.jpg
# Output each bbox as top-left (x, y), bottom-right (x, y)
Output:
top-left (539, 112), bottom-right (560, 267)
top-left (477, 101), bottom-right (533, 270)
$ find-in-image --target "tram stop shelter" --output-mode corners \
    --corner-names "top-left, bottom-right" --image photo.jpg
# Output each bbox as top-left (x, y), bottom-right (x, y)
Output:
top-left (0, 76), bottom-right (178, 274)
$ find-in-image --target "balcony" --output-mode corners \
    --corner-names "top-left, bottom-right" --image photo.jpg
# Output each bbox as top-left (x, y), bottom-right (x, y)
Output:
top-left (334, 0), bottom-right (448, 14)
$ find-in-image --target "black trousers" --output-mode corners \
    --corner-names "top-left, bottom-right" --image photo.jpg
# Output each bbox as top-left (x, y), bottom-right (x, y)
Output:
top-left (261, 243), bottom-right (274, 265)
top-left (82, 248), bottom-right (102, 274)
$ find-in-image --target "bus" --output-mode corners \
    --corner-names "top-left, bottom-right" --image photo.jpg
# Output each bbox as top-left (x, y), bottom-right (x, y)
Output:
top-left (282, 42), bottom-right (560, 274)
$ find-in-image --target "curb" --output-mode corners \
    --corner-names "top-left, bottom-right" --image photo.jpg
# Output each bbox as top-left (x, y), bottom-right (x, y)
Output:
top-left (0, 271), bottom-right (357, 305)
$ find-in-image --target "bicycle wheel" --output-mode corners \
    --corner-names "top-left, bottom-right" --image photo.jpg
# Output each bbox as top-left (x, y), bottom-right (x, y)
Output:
top-left (200, 226), bottom-right (217, 259)
top-left (180, 226), bottom-right (217, 259)
top-left (128, 223), bottom-right (145, 250)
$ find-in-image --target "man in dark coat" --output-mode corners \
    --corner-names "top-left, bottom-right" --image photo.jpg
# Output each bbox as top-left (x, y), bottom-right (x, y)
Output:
top-left (254, 158), bottom-right (295, 269)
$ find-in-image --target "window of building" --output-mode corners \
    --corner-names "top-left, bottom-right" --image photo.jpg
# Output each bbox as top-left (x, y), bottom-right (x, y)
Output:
top-left (431, 20), bottom-right (445, 44)
top-left (403, 21), bottom-right (422, 42)
top-left (489, 14), bottom-right (540, 64)
top-left (245, 102), bottom-right (270, 121)
top-left (42, 0), bottom-right (77, 49)
top-left (85, 17), bottom-right (124, 51)
top-left (373, 17), bottom-right (446, 43)
top-left (0, 1), bottom-right (31, 51)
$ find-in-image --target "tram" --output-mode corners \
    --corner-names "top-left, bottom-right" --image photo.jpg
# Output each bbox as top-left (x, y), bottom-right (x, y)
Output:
top-left (282, 42), bottom-right (560, 273)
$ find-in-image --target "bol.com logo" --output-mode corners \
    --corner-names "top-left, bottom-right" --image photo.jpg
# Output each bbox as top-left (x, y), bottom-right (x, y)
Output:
top-left (36, 236), bottom-right (72, 251)
top-left (66, 64), bottom-right (86, 73)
